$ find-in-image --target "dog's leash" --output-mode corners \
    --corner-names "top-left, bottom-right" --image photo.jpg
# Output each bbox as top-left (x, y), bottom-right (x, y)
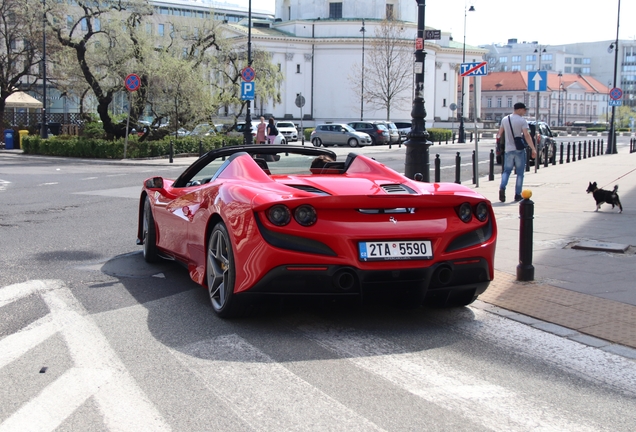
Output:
top-left (599, 167), bottom-right (636, 190)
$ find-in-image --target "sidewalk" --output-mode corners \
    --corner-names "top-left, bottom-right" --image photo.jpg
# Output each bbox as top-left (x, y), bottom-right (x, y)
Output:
top-left (467, 143), bottom-right (636, 356)
top-left (3, 143), bottom-right (636, 356)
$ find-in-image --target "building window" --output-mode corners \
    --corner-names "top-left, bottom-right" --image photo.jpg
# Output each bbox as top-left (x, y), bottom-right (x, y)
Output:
top-left (583, 58), bottom-right (591, 64)
top-left (329, 2), bottom-right (343, 19)
top-left (443, 73), bottom-right (447, 81)
top-left (574, 58), bottom-right (582, 64)
top-left (442, 98), bottom-right (447, 107)
top-left (574, 67), bottom-right (581, 74)
top-left (499, 56), bottom-right (508, 63)
top-left (296, 64), bottom-right (301, 73)
top-left (497, 97), bottom-right (502, 107)
top-left (526, 54), bottom-right (536, 62)
top-left (582, 67), bottom-right (590, 74)
top-left (565, 66), bottom-right (571, 73)
top-left (543, 64), bottom-right (552, 71)
top-left (386, 4), bottom-right (394, 20)
top-left (487, 97), bottom-right (492, 108)
top-left (512, 55), bottom-right (521, 62)
top-left (507, 97), bottom-right (513, 108)
top-left (565, 57), bottom-right (572, 64)
top-left (526, 64), bottom-right (535, 71)
top-left (542, 53), bottom-right (552, 61)
top-left (158, 24), bottom-right (164, 37)
top-left (511, 65), bottom-right (520, 71)
top-left (502, 65), bottom-right (508, 72)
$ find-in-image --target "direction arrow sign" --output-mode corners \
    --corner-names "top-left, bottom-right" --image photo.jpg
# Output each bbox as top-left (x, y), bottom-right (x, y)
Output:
top-left (460, 62), bottom-right (488, 77)
top-left (527, 71), bottom-right (547, 92)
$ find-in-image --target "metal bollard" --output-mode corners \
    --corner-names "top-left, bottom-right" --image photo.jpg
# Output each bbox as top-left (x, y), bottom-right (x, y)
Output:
top-left (566, 142), bottom-right (571, 163)
top-left (592, 139), bottom-right (596, 157)
top-left (600, 138), bottom-right (604, 155)
top-left (552, 142), bottom-right (557, 165)
top-left (199, 140), bottom-right (203, 157)
top-left (588, 140), bottom-right (592, 157)
top-left (517, 190), bottom-right (535, 281)
top-left (434, 154), bottom-right (441, 182)
top-left (169, 141), bottom-right (174, 163)
top-left (578, 141), bottom-right (581, 160)
top-left (489, 149), bottom-right (494, 181)
top-left (583, 140), bottom-right (587, 159)
top-left (559, 142), bottom-right (564, 164)
top-left (543, 144), bottom-right (548, 168)
top-left (472, 150), bottom-right (476, 184)
top-left (455, 152), bottom-right (461, 184)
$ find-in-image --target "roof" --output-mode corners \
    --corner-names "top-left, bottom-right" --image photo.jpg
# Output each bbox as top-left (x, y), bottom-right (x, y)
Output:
top-left (5, 91), bottom-right (43, 109)
top-left (478, 71), bottom-right (610, 93)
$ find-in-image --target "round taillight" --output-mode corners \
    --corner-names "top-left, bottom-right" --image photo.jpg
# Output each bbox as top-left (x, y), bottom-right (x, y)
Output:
top-left (457, 203), bottom-right (472, 223)
top-left (475, 202), bottom-right (489, 222)
top-left (294, 205), bottom-right (317, 226)
top-left (267, 205), bottom-right (291, 226)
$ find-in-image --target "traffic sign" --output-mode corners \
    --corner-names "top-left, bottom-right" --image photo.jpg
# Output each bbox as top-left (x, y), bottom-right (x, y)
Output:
top-left (241, 81), bottom-right (255, 100)
top-left (460, 62), bottom-right (488, 77)
top-left (295, 94), bottom-right (305, 108)
top-left (424, 30), bottom-right (441, 40)
top-left (124, 74), bottom-right (141, 92)
top-left (609, 87), bottom-right (623, 100)
top-left (415, 38), bottom-right (423, 50)
top-left (609, 99), bottom-right (623, 106)
top-left (527, 71), bottom-right (547, 92)
top-left (241, 66), bottom-right (255, 82)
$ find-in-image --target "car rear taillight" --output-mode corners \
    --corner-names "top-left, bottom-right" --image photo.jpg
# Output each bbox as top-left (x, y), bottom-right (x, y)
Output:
top-left (457, 203), bottom-right (472, 223)
top-left (267, 205), bottom-right (291, 226)
top-left (294, 205), bottom-right (317, 226)
top-left (475, 202), bottom-right (489, 222)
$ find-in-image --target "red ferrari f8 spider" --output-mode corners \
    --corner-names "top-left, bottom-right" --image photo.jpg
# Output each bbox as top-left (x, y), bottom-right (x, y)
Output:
top-left (137, 145), bottom-right (497, 317)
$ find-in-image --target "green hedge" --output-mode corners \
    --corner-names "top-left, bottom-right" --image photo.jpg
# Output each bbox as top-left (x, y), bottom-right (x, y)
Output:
top-left (426, 128), bottom-right (452, 143)
top-left (21, 134), bottom-right (245, 159)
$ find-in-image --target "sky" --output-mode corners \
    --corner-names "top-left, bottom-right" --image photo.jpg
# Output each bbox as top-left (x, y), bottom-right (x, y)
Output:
top-left (223, 0), bottom-right (635, 47)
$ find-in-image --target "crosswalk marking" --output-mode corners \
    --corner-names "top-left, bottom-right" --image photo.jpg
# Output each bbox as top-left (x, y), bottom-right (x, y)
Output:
top-left (296, 320), bottom-right (598, 432)
top-left (0, 280), bottom-right (170, 431)
top-left (171, 334), bottom-right (384, 432)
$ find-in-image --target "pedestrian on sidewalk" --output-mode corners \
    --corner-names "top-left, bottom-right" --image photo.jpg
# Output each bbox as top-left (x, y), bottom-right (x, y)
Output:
top-left (256, 117), bottom-right (267, 144)
top-left (497, 102), bottom-right (537, 202)
top-left (267, 117), bottom-right (278, 144)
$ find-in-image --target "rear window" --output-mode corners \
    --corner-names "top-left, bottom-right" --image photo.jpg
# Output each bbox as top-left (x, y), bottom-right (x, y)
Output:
top-left (375, 124), bottom-right (388, 131)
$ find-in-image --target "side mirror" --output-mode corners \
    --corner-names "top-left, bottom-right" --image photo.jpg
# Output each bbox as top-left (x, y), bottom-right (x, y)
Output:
top-left (145, 177), bottom-right (164, 189)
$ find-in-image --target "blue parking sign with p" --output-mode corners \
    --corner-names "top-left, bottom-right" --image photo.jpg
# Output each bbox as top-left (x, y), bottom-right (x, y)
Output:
top-left (241, 82), bottom-right (255, 100)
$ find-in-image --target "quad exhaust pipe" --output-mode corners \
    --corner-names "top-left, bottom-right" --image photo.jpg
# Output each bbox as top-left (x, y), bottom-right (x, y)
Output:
top-left (333, 269), bottom-right (357, 291)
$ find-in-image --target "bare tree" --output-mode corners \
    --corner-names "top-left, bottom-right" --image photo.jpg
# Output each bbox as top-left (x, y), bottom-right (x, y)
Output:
top-left (350, 20), bottom-right (413, 120)
top-left (0, 0), bottom-right (45, 130)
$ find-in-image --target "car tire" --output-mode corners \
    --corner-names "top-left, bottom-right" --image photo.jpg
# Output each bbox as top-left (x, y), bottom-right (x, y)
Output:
top-left (347, 138), bottom-right (359, 148)
top-left (142, 197), bottom-right (159, 263)
top-left (312, 138), bottom-right (322, 147)
top-left (370, 136), bottom-right (377, 146)
top-left (207, 222), bottom-right (245, 318)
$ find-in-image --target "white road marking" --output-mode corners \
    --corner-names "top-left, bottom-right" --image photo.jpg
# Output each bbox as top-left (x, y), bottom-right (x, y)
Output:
top-left (73, 186), bottom-right (140, 198)
top-left (0, 315), bottom-right (57, 369)
top-left (296, 320), bottom-right (599, 432)
top-left (0, 179), bottom-right (10, 191)
top-left (82, 176), bottom-right (98, 180)
top-left (0, 280), bottom-right (170, 431)
top-left (171, 334), bottom-right (384, 432)
top-left (38, 182), bottom-right (59, 186)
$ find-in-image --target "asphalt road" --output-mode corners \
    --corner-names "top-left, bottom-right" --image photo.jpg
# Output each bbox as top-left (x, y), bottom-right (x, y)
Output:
top-left (1, 151), bottom-right (635, 431)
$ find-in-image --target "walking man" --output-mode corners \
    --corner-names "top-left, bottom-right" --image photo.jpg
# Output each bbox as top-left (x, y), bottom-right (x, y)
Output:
top-left (497, 102), bottom-right (537, 202)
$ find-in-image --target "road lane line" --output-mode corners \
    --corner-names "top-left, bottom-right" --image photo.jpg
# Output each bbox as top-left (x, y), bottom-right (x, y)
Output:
top-left (171, 334), bottom-right (384, 431)
top-left (0, 315), bottom-right (57, 369)
top-left (0, 367), bottom-right (111, 432)
top-left (297, 321), bottom-right (598, 432)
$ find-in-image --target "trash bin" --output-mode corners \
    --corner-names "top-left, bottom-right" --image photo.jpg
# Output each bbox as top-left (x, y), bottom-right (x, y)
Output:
top-left (4, 129), bottom-right (15, 149)
top-left (18, 130), bottom-right (29, 149)
top-left (48, 122), bottom-right (62, 135)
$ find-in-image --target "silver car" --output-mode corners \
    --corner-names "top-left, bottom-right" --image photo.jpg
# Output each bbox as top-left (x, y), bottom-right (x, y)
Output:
top-left (310, 123), bottom-right (372, 147)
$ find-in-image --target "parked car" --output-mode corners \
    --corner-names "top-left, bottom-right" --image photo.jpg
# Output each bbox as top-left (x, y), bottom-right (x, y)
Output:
top-left (228, 122), bottom-right (287, 144)
top-left (383, 121), bottom-right (401, 144)
top-left (168, 127), bottom-right (190, 137)
top-left (394, 121), bottom-right (411, 141)
top-left (276, 121), bottom-right (299, 142)
top-left (495, 121), bottom-right (556, 165)
top-left (189, 123), bottom-right (217, 137)
top-left (310, 123), bottom-right (372, 147)
top-left (347, 121), bottom-right (390, 145)
top-left (138, 144), bottom-right (497, 317)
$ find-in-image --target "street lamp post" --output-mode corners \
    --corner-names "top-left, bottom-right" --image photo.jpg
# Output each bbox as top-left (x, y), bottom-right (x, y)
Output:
top-left (457, 4), bottom-right (475, 144)
top-left (40, 0), bottom-right (48, 139)
top-left (244, 0), bottom-right (253, 144)
top-left (557, 72), bottom-right (562, 126)
top-left (404, 0), bottom-right (430, 181)
top-left (607, 0), bottom-right (621, 155)
top-left (534, 45), bottom-right (546, 123)
top-left (360, 20), bottom-right (365, 121)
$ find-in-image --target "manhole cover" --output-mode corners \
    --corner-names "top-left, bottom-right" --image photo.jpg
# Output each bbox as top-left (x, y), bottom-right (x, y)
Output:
top-left (571, 240), bottom-right (629, 253)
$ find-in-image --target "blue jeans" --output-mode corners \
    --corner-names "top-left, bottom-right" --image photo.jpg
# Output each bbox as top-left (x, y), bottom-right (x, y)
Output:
top-left (499, 149), bottom-right (526, 197)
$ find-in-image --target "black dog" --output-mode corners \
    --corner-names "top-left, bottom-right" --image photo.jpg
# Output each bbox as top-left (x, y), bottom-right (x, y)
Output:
top-left (586, 182), bottom-right (623, 213)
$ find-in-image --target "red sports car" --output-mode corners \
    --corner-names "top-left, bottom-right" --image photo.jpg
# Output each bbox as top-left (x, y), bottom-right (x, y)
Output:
top-left (137, 145), bottom-right (497, 317)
